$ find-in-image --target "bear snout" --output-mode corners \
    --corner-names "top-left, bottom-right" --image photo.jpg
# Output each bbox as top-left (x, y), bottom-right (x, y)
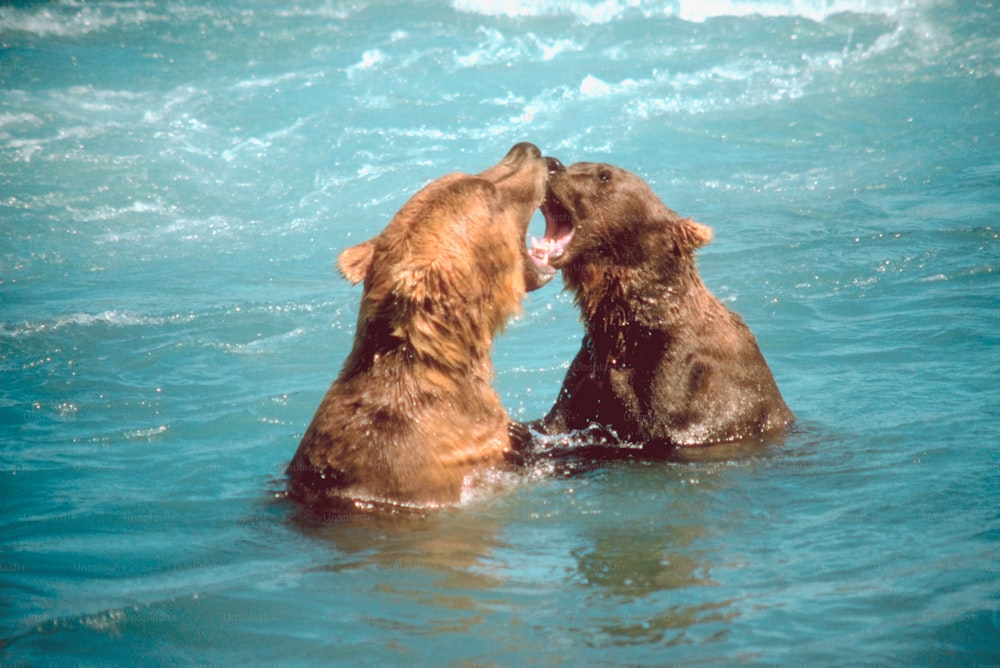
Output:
top-left (503, 141), bottom-right (542, 165)
top-left (546, 156), bottom-right (566, 173)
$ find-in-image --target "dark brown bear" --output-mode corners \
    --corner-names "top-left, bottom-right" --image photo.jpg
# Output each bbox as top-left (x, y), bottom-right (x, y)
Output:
top-left (287, 143), bottom-right (553, 509)
top-left (529, 158), bottom-right (793, 447)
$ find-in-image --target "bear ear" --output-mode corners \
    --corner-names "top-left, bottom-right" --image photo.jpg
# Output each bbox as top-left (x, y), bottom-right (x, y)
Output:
top-left (678, 218), bottom-right (713, 251)
top-left (337, 238), bottom-right (376, 284)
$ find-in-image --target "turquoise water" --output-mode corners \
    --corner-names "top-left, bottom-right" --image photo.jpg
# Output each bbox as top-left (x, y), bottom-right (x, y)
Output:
top-left (2, 0), bottom-right (998, 664)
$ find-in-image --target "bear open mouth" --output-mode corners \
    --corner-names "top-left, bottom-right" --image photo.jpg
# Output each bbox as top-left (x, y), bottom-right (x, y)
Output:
top-left (530, 192), bottom-right (575, 273)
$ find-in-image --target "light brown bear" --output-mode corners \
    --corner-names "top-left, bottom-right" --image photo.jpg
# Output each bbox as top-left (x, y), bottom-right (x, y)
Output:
top-left (287, 143), bottom-right (552, 509)
top-left (529, 158), bottom-right (794, 448)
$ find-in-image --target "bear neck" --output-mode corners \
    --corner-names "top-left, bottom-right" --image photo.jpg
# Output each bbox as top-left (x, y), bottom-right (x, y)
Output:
top-left (342, 312), bottom-right (498, 395)
top-left (574, 256), bottom-right (718, 340)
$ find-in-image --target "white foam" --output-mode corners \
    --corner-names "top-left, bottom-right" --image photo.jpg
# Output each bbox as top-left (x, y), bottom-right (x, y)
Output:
top-left (0, 112), bottom-right (43, 130)
top-left (274, 2), bottom-right (354, 20)
top-left (453, 0), bottom-right (642, 25)
top-left (452, 0), bottom-right (638, 24)
top-left (346, 49), bottom-right (387, 78)
top-left (230, 328), bottom-right (306, 355)
top-left (231, 71), bottom-right (322, 91)
top-left (0, 310), bottom-right (197, 339)
top-left (0, 5), bottom-right (117, 37)
top-left (0, 3), bottom-right (160, 37)
top-left (455, 28), bottom-right (582, 69)
top-left (676, 0), bottom-right (902, 23)
top-left (579, 74), bottom-right (639, 98)
top-left (452, 0), bottom-right (902, 24)
top-left (51, 310), bottom-right (170, 330)
top-left (78, 199), bottom-right (173, 227)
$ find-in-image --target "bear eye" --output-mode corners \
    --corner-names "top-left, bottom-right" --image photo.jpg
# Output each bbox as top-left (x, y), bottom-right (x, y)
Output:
top-left (598, 169), bottom-right (612, 183)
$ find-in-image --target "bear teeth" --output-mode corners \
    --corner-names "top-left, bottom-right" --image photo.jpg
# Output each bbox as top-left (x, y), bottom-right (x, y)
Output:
top-left (530, 236), bottom-right (558, 260)
top-left (530, 234), bottom-right (572, 270)
top-left (526, 237), bottom-right (555, 274)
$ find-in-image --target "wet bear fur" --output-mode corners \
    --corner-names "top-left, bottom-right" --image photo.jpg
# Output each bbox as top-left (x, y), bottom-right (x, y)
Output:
top-left (287, 143), bottom-right (551, 508)
top-left (533, 159), bottom-right (794, 448)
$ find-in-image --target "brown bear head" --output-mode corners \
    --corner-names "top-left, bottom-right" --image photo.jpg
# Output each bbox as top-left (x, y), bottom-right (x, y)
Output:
top-left (333, 142), bottom-right (551, 373)
top-left (532, 159), bottom-right (713, 311)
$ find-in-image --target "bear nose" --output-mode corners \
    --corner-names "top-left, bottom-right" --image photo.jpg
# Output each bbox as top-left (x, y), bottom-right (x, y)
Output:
top-left (545, 157), bottom-right (565, 173)
top-left (504, 142), bottom-right (541, 163)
